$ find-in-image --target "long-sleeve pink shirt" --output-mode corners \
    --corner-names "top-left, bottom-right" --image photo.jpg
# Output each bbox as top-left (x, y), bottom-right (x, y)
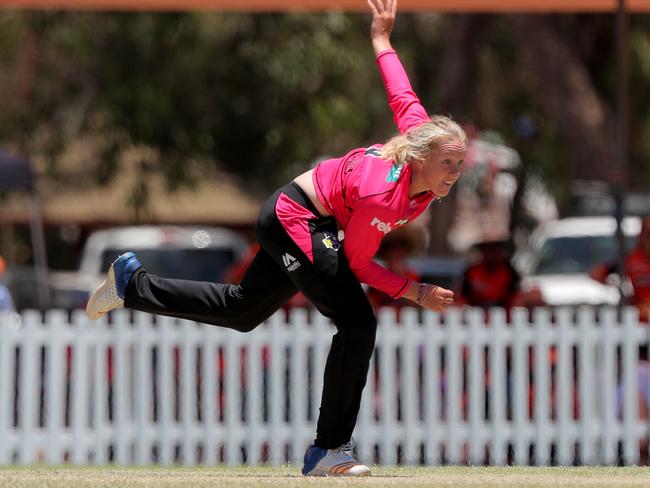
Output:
top-left (312, 50), bottom-right (433, 298)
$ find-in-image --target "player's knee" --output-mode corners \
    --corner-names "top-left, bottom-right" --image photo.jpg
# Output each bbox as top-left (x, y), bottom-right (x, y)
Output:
top-left (357, 325), bottom-right (377, 356)
top-left (228, 306), bottom-right (271, 333)
top-left (233, 320), bottom-right (261, 333)
top-left (226, 311), bottom-right (263, 332)
top-left (341, 314), bottom-right (377, 358)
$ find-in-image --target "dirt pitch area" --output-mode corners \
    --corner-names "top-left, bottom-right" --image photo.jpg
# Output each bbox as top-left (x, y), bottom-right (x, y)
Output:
top-left (0, 466), bottom-right (649, 487)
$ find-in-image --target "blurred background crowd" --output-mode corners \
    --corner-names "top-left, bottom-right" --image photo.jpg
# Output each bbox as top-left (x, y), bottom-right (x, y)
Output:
top-left (2, 5), bottom-right (650, 312)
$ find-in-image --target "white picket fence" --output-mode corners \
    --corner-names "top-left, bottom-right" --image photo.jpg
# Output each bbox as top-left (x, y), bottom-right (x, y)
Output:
top-left (0, 307), bottom-right (648, 467)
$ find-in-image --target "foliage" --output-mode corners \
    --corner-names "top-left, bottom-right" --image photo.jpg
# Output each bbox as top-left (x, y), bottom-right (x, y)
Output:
top-left (1, 10), bottom-right (650, 215)
top-left (1, 11), bottom-right (389, 195)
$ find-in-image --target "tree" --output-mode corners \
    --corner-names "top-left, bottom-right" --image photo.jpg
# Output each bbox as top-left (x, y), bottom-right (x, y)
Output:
top-left (2, 10), bottom-right (650, 239)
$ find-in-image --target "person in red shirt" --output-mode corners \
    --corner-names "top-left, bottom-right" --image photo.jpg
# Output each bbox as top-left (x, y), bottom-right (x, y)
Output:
top-left (367, 237), bottom-right (421, 311)
top-left (591, 215), bottom-right (650, 321)
top-left (0, 256), bottom-right (15, 311)
top-left (592, 217), bottom-right (650, 462)
top-left (458, 240), bottom-right (521, 309)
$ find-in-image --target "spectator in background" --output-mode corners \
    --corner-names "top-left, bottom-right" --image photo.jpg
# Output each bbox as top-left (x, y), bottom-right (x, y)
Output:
top-left (367, 237), bottom-right (420, 311)
top-left (591, 215), bottom-right (650, 321)
top-left (0, 256), bottom-right (15, 311)
top-left (457, 240), bottom-right (543, 309)
top-left (617, 359), bottom-right (650, 421)
top-left (457, 240), bottom-right (521, 309)
top-left (592, 217), bottom-right (650, 459)
top-left (447, 135), bottom-right (557, 255)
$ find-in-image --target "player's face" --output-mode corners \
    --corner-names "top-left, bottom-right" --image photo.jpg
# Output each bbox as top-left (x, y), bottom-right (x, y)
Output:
top-left (421, 140), bottom-right (466, 197)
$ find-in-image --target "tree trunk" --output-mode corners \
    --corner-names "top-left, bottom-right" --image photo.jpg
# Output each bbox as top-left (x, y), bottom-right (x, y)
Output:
top-left (510, 14), bottom-right (615, 181)
top-left (438, 14), bottom-right (490, 118)
top-left (425, 14), bottom-right (487, 254)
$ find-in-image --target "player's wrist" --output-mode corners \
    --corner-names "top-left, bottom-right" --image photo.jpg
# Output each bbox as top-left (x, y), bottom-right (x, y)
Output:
top-left (415, 283), bottom-right (432, 305)
top-left (404, 281), bottom-right (427, 305)
top-left (372, 37), bottom-right (393, 55)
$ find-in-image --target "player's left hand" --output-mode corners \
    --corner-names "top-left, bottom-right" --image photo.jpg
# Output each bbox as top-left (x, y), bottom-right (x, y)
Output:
top-left (367, 0), bottom-right (397, 42)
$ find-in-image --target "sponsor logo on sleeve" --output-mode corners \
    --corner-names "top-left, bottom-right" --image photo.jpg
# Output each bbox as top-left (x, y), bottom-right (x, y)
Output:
top-left (282, 253), bottom-right (301, 272)
top-left (386, 163), bottom-right (404, 183)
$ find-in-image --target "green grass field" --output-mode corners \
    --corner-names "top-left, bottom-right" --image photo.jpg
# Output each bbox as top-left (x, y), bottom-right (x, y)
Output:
top-left (0, 466), bottom-right (649, 487)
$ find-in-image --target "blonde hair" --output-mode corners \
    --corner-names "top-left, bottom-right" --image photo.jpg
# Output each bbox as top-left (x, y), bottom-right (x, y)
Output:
top-left (379, 115), bottom-right (468, 165)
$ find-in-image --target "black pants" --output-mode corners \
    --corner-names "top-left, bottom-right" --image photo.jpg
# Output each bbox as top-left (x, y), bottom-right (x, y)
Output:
top-left (124, 182), bottom-right (377, 449)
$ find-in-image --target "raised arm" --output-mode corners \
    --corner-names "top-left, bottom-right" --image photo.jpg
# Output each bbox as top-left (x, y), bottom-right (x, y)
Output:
top-left (368, 0), bottom-right (430, 133)
top-left (368, 0), bottom-right (395, 55)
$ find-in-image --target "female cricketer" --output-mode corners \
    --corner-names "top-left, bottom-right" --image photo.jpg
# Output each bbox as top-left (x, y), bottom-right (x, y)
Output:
top-left (86, 0), bottom-right (467, 477)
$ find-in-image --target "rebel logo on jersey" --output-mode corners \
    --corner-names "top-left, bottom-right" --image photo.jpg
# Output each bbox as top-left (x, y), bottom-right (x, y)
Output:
top-left (371, 217), bottom-right (392, 234)
top-left (370, 217), bottom-right (409, 234)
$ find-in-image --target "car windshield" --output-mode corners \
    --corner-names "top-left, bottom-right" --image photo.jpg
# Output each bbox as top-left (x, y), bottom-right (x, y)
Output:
top-left (101, 248), bottom-right (237, 282)
top-left (531, 235), bottom-right (637, 275)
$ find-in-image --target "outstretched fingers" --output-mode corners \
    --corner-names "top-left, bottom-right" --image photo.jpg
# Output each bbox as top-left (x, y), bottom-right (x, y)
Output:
top-left (368, 0), bottom-right (394, 52)
top-left (367, 0), bottom-right (385, 14)
top-left (385, 0), bottom-right (397, 15)
top-left (386, 0), bottom-right (397, 17)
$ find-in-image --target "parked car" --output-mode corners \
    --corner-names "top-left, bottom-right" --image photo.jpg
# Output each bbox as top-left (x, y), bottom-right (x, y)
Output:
top-left (514, 216), bottom-right (641, 306)
top-left (406, 255), bottom-right (467, 292)
top-left (49, 225), bottom-right (249, 309)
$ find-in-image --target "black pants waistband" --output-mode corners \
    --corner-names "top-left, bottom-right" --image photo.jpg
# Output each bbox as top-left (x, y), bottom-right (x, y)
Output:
top-left (279, 181), bottom-right (324, 218)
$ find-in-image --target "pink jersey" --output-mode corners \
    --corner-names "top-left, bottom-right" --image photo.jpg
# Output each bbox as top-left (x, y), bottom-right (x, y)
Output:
top-left (312, 50), bottom-right (433, 298)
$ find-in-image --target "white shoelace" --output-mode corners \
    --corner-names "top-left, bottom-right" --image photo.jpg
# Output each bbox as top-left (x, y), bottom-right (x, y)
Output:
top-left (339, 438), bottom-right (355, 455)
